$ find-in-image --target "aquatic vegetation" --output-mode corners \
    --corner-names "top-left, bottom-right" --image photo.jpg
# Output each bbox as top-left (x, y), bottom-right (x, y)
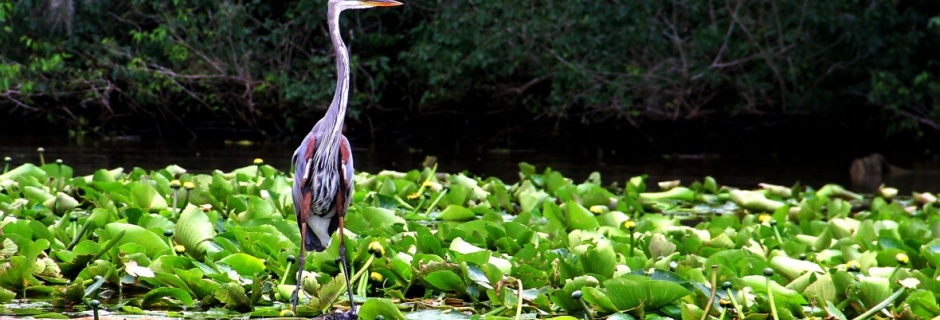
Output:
top-left (1, 158), bottom-right (939, 319)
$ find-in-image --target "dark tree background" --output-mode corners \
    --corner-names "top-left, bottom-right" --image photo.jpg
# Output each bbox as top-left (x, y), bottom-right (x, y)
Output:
top-left (0, 0), bottom-right (938, 156)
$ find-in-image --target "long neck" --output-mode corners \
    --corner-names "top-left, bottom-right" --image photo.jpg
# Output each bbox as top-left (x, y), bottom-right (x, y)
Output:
top-left (322, 5), bottom-right (349, 147)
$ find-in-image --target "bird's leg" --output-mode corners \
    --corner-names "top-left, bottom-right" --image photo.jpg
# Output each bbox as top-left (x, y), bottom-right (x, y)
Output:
top-left (292, 222), bottom-right (308, 313)
top-left (339, 217), bottom-right (356, 315)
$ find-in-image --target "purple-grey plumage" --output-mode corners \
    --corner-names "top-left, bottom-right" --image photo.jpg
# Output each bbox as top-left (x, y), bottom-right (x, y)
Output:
top-left (290, 0), bottom-right (401, 315)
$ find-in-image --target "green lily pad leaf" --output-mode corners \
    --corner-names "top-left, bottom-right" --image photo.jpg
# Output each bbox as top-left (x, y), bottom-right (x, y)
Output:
top-left (141, 287), bottom-right (194, 308)
top-left (43, 192), bottom-right (78, 215)
top-left (550, 275), bottom-right (600, 313)
top-left (176, 205), bottom-right (219, 260)
top-left (565, 200), bottom-right (599, 230)
top-left (582, 244), bottom-right (616, 278)
top-left (102, 223), bottom-right (169, 257)
top-left (32, 313), bottom-right (68, 319)
top-left (215, 282), bottom-right (251, 311)
top-left (0, 286), bottom-right (14, 303)
top-left (604, 276), bottom-right (691, 311)
top-left (581, 286), bottom-right (619, 313)
top-left (358, 298), bottom-right (407, 320)
top-left (741, 275), bottom-right (807, 314)
top-left (438, 205), bottom-right (476, 221)
top-left (218, 253), bottom-right (266, 277)
top-left (130, 182), bottom-right (168, 212)
top-left (346, 206), bottom-right (406, 237)
top-left (906, 289), bottom-right (940, 319)
top-left (769, 255), bottom-right (823, 281)
top-left (448, 237), bottom-right (511, 274)
top-left (423, 270), bottom-right (466, 293)
top-left (858, 276), bottom-right (891, 308)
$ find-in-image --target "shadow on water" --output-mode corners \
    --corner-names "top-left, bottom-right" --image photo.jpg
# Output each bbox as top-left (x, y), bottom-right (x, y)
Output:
top-left (1, 136), bottom-right (939, 195)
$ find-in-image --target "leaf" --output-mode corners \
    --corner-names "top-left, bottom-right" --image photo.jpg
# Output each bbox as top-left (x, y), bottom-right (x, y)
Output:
top-left (603, 276), bottom-right (691, 311)
top-left (358, 298), bottom-right (408, 320)
top-left (581, 244), bottom-right (616, 278)
top-left (423, 270), bottom-right (466, 293)
top-left (102, 223), bottom-right (169, 257)
top-left (581, 287), bottom-right (620, 313)
top-left (176, 205), bottom-right (219, 260)
top-left (218, 253), bottom-right (266, 277)
top-left (565, 200), bottom-right (600, 230)
top-left (438, 205), bottom-right (476, 221)
top-left (130, 182), bottom-right (168, 211)
top-left (906, 289), bottom-right (940, 319)
top-left (141, 287), bottom-right (194, 308)
top-left (215, 282), bottom-right (251, 311)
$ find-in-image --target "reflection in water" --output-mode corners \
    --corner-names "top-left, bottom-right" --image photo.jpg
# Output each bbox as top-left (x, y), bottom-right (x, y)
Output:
top-left (0, 136), bottom-right (938, 195)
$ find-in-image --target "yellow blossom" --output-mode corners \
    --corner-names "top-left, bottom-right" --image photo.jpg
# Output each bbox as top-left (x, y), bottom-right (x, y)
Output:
top-left (253, 158), bottom-right (264, 165)
top-left (368, 241), bottom-right (385, 258)
top-left (370, 272), bottom-right (383, 282)
top-left (623, 220), bottom-right (636, 230)
top-left (845, 260), bottom-right (861, 272)
top-left (183, 181), bottom-right (195, 190)
top-left (895, 253), bottom-right (909, 265)
top-left (169, 180), bottom-right (181, 189)
top-left (407, 192), bottom-right (421, 200)
top-left (758, 214), bottom-right (772, 224)
top-left (589, 205), bottom-right (607, 214)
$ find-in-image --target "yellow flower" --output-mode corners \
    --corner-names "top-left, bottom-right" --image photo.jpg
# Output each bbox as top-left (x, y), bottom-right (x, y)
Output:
top-left (183, 181), bottom-right (196, 190)
top-left (370, 272), bottom-right (383, 282)
top-left (407, 192), bottom-right (421, 200)
top-left (253, 158), bottom-right (264, 165)
top-left (368, 241), bottom-right (385, 258)
top-left (279, 309), bottom-right (295, 317)
top-left (758, 214), bottom-right (772, 224)
top-left (169, 180), bottom-right (181, 189)
top-left (623, 220), bottom-right (636, 230)
top-left (895, 253), bottom-right (909, 265)
top-left (589, 205), bottom-right (607, 214)
top-left (845, 260), bottom-right (861, 272)
top-left (174, 245), bottom-right (186, 253)
top-left (422, 181), bottom-right (434, 188)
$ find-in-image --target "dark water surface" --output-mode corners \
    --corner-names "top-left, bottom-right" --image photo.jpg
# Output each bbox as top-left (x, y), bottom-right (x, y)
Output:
top-left (1, 136), bottom-right (939, 195)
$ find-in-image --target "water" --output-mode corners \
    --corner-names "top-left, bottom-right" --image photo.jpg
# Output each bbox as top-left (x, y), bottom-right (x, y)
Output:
top-left (1, 136), bottom-right (939, 195)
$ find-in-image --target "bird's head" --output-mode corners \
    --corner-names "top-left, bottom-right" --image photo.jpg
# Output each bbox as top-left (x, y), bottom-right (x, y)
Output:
top-left (330, 0), bottom-right (403, 11)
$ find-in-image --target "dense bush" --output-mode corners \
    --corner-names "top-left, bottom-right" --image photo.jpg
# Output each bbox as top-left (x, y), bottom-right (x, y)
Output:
top-left (0, 0), bottom-right (938, 139)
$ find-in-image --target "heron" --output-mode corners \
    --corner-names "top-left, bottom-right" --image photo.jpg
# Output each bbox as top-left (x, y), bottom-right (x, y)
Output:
top-left (290, 0), bottom-right (402, 315)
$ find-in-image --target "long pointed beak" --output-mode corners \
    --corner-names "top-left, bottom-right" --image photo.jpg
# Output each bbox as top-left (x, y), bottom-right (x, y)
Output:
top-left (359, 0), bottom-right (403, 7)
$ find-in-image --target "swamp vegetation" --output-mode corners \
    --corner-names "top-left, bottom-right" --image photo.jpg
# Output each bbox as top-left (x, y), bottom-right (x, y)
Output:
top-left (1, 155), bottom-right (940, 319)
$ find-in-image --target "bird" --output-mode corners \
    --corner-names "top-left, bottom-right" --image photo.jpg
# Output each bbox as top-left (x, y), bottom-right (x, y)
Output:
top-left (290, 0), bottom-right (403, 316)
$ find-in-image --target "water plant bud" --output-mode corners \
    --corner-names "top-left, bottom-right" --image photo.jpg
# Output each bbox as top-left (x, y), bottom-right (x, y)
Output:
top-left (878, 185), bottom-right (898, 199)
top-left (763, 268), bottom-right (774, 277)
top-left (721, 281), bottom-right (732, 290)
top-left (55, 159), bottom-right (63, 164)
top-left (163, 229), bottom-right (174, 237)
top-left (799, 253), bottom-right (807, 260)
top-left (89, 299), bottom-right (100, 308)
top-left (571, 290), bottom-right (582, 300)
top-left (719, 299), bottom-right (732, 307)
top-left (368, 241), bottom-right (385, 258)
top-left (758, 214), bottom-right (772, 224)
top-left (287, 255), bottom-right (296, 264)
top-left (254, 158), bottom-right (264, 165)
top-left (37, 147), bottom-right (45, 153)
top-left (589, 205), bottom-right (607, 214)
top-left (279, 309), bottom-right (295, 317)
top-left (69, 215), bottom-right (78, 222)
top-left (769, 219), bottom-right (778, 227)
top-left (623, 220), bottom-right (636, 230)
top-left (3, 157), bottom-right (10, 162)
top-left (846, 260), bottom-right (861, 272)
top-left (170, 180), bottom-right (181, 189)
top-left (183, 181), bottom-right (195, 190)
top-left (175, 245), bottom-right (186, 253)
top-left (895, 253), bottom-right (909, 265)
top-left (370, 271), bottom-right (383, 282)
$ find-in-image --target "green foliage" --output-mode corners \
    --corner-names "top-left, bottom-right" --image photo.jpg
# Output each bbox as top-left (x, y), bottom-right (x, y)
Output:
top-left (0, 1), bottom-right (938, 137)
